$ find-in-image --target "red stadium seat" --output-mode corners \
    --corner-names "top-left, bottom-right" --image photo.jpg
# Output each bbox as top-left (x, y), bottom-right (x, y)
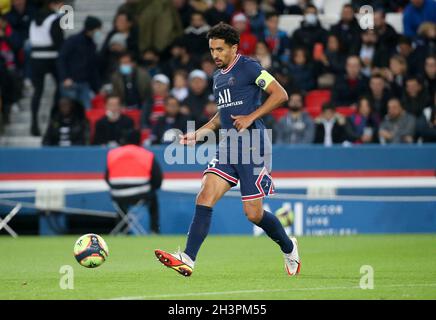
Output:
top-left (123, 109), bottom-right (141, 129)
top-left (91, 94), bottom-right (106, 110)
top-left (271, 107), bottom-right (288, 121)
top-left (86, 109), bottom-right (106, 142)
top-left (86, 109), bottom-right (142, 143)
top-left (305, 90), bottom-right (331, 119)
top-left (336, 106), bottom-right (356, 117)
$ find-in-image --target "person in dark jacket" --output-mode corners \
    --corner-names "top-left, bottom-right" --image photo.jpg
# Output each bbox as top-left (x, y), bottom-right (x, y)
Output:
top-left (93, 94), bottom-right (134, 146)
top-left (292, 4), bottom-right (328, 55)
top-left (288, 47), bottom-right (316, 93)
top-left (332, 55), bottom-right (369, 106)
top-left (111, 51), bottom-right (151, 109)
top-left (402, 76), bottom-right (429, 117)
top-left (99, 10), bottom-right (139, 83)
top-left (29, 0), bottom-right (64, 136)
top-left (58, 16), bottom-right (102, 109)
top-left (151, 95), bottom-right (188, 145)
top-left (42, 97), bottom-right (89, 146)
top-left (181, 69), bottom-right (211, 122)
top-left (314, 102), bottom-right (350, 145)
top-left (330, 4), bottom-right (361, 55)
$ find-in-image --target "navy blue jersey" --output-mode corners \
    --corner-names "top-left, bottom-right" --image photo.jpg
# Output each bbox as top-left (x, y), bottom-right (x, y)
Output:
top-left (212, 54), bottom-right (275, 155)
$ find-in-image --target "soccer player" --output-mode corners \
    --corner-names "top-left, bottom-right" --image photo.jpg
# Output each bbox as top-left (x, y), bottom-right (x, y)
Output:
top-left (155, 23), bottom-right (301, 277)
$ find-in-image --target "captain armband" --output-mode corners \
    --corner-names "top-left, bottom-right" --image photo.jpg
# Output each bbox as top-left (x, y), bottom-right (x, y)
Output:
top-left (255, 70), bottom-right (276, 91)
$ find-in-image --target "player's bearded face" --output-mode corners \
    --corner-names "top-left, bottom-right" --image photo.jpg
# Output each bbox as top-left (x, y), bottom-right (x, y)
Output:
top-left (209, 38), bottom-right (238, 69)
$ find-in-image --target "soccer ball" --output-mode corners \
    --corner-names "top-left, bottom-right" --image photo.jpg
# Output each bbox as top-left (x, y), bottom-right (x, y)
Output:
top-left (73, 234), bottom-right (109, 268)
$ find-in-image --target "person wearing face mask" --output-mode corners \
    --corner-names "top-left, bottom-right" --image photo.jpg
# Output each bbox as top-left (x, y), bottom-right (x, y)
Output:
top-left (93, 94), bottom-right (135, 146)
top-left (275, 90), bottom-right (315, 144)
top-left (28, 0), bottom-right (65, 136)
top-left (57, 16), bottom-right (103, 110)
top-left (111, 51), bottom-right (151, 110)
top-left (292, 4), bottom-right (327, 56)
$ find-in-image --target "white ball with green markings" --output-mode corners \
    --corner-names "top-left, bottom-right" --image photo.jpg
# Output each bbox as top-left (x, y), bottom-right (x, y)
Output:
top-left (73, 234), bottom-right (109, 268)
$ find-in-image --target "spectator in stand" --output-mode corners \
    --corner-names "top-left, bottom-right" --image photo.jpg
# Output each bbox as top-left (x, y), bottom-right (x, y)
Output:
top-left (396, 35), bottom-right (425, 75)
top-left (330, 4), bottom-right (361, 55)
top-left (314, 102), bottom-right (349, 146)
top-left (275, 90), bottom-right (315, 144)
top-left (416, 23), bottom-right (436, 57)
top-left (58, 16), bottom-right (102, 110)
top-left (5, 0), bottom-right (36, 78)
top-left (183, 11), bottom-right (210, 59)
top-left (42, 97), bottom-right (89, 146)
top-left (139, 47), bottom-right (161, 77)
top-left (332, 56), bottom-right (369, 107)
top-left (93, 94), bottom-right (134, 146)
top-left (416, 92), bottom-right (436, 142)
top-left (151, 95), bottom-right (188, 145)
top-left (181, 69), bottom-right (211, 122)
top-left (170, 69), bottom-right (189, 102)
top-left (111, 51), bottom-right (151, 110)
top-left (172, 0), bottom-right (195, 29)
top-left (382, 54), bottom-right (408, 98)
top-left (255, 41), bottom-right (272, 70)
top-left (261, 11), bottom-right (290, 64)
top-left (0, 13), bottom-right (19, 125)
top-left (100, 10), bottom-right (139, 83)
top-left (162, 39), bottom-right (198, 78)
top-left (424, 55), bottom-right (436, 99)
top-left (260, 0), bottom-right (286, 15)
top-left (197, 99), bottom-right (218, 129)
top-left (374, 10), bottom-right (398, 55)
top-left (402, 76), bottom-right (429, 117)
top-left (347, 96), bottom-right (379, 144)
top-left (205, 0), bottom-right (230, 26)
top-left (28, 0), bottom-right (64, 136)
top-left (292, 4), bottom-right (327, 56)
top-left (355, 29), bottom-right (390, 77)
top-left (368, 73), bottom-right (391, 119)
top-left (314, 33), bottom-right (347, 85)
top-left (200, 54), bottom-right (216, 88)
top-left (137, 0), bottom-right (183, 53)
top-left (288, 46), bottom-right (316, 93)
top-left (403, 0), bottom-right (436, 38)
top-left (143, 73), bottom-right (170, 128)
top-left (242, 0), bottom-right (265, 39)
top-left (231, 13), bottom-right (257, 57)
top-left (271, 64), bottom-right (293, 94)
top-left (379, 97), bottom-right (415, 144)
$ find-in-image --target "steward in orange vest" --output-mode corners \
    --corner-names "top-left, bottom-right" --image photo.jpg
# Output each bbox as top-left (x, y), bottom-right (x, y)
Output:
top-left (105, 129), bottom-right (162, 233)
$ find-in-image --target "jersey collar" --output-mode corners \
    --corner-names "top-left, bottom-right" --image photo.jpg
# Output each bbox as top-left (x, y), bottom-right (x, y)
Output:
top-left (221, 54), bottom-right (241, 74)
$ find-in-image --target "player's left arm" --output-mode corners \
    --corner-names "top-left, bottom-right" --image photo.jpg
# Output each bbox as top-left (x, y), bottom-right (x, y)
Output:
top-left (231, 71), bottom-right (288, 132)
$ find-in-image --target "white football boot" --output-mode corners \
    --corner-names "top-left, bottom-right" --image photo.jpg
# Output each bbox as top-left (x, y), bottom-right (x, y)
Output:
top-left (284, 237), bottom-right (301, 276)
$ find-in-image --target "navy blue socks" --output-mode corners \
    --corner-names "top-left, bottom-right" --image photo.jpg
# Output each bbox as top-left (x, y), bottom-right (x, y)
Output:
top-left (256, 210), bottom-right (294, 254)
top-left (184, 205), bottom-right (213, 261)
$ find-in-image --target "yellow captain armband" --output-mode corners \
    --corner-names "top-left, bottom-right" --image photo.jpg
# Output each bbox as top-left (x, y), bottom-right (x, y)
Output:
top-left (255, 70), bottom-right (275, 91)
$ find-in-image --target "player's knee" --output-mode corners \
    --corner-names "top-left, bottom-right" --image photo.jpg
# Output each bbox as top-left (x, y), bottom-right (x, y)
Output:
top-left (196, 190), bottom-right (216, 207)
top-left (243, 203), bottom-right (263, 224)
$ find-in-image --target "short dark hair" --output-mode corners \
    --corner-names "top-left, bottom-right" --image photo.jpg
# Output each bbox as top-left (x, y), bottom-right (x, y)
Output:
top-left (265, 11), bottom-right (279, 20)
top-left (322, 102), bottom-right (336, 112)
top-left (207, 22), bottom-right (240, 46)
top-left (105, 93), bottom-right (121, 103)
top-left (118, 51), bottom-right (136, 62)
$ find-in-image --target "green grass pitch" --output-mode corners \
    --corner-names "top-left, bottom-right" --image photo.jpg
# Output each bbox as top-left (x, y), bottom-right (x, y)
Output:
top-left (0, 234), bottom-right (435, 300)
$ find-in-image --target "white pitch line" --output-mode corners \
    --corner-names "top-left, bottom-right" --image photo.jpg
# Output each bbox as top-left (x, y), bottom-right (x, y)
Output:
top-left (109, 283), bottom-right (436, 300)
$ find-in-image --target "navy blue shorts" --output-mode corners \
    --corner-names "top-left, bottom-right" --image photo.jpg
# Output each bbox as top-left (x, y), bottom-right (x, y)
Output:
top-left (203, 154), bottom-right (275, 202)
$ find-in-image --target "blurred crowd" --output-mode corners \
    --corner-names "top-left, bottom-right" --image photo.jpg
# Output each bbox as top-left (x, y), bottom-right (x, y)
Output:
top-left (0, 0), bottom-right (435, 146)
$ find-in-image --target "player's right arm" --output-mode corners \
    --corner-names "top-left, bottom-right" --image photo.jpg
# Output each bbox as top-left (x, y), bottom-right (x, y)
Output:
top-left (179, 112), bottom-right (221, 145)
